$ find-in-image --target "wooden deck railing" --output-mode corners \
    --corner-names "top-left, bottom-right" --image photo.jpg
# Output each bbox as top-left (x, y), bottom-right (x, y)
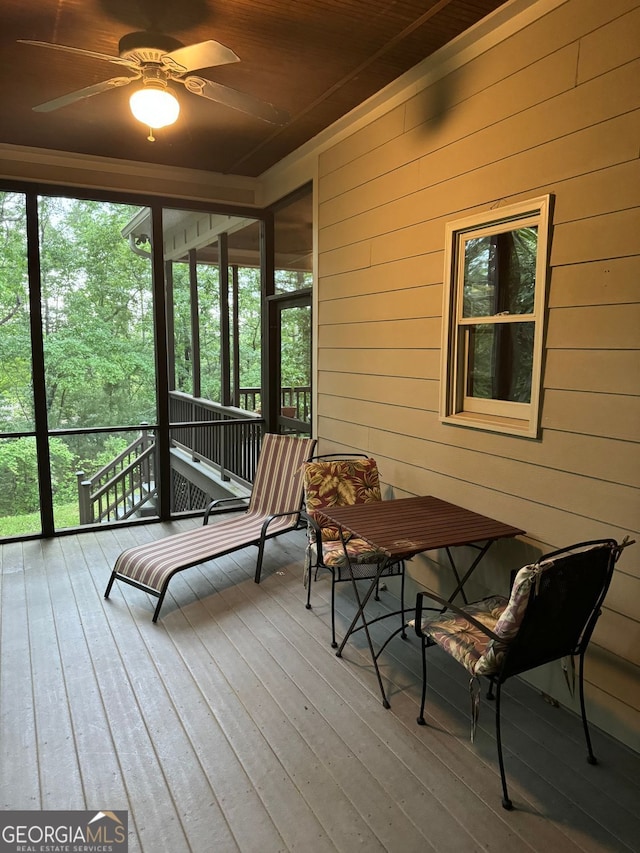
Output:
top-left (239, 386), bottom-right (311, 420)
top-left (169, 391), bottom-right (264, 487)
top-left (77, 386), bottom-right (310, 523)
top-left (77, 428), bottom-right (156, 524)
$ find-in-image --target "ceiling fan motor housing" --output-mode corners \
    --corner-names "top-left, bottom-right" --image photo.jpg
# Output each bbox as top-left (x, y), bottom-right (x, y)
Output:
top-left (118, 31), bottom-right (184, 64)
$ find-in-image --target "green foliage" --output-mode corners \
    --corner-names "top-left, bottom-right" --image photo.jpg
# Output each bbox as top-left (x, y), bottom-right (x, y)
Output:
top-left (281, 305), bottom-right (311, 386)
top-left (37, 196), bottom-right (157, 428)
top-left (172, 262), bottom-right (271, 399)
top-left (237, 267), bottom-right (263, 389)
top-left (0, 437), bottom-right (74, 516)
top-left (0, 193), bottom-right (158, 431)
top-left (0, 193), bottom-right (32, 431)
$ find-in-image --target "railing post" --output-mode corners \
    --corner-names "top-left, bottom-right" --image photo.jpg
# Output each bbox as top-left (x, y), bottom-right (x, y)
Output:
top-left (191, 398), bottom-right (198, 462)
top-left (139, 423), bottom-right (152, 495)
top-left (77, 471), bottom-right (92, 525)
top-left (220, 419), bottom-right (230, 482)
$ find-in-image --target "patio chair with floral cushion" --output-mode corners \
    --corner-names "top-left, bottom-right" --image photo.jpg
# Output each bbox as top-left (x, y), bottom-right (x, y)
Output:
top-left (409, 538), bottom-right (631, 810)
top-left (302, 455), bottom-right (405, 648)
top-left (104, 432), bottom-right (316, 622)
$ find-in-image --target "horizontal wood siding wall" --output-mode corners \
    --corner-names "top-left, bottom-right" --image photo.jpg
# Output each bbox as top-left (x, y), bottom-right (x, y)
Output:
top-left (315, 0), bottom-right (640, 750)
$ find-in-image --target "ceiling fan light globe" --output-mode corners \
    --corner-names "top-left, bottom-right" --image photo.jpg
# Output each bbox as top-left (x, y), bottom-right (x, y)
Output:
top-left (129, 87), bottom-right (180, 129)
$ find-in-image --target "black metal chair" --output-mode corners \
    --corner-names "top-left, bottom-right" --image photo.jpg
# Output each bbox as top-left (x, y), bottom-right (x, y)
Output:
top-left (302, 455), bottom-right (405, 648)
top-left (410, 538), bottom-right (632, 810)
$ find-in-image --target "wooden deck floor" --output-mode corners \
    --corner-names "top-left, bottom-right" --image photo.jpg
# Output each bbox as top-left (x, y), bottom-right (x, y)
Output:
top-left (1, 519), bottom-right (639, 853)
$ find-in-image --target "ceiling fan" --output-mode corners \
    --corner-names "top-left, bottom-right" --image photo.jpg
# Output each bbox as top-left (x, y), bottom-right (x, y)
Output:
top-left (19, 31), bottom-right (289, 141)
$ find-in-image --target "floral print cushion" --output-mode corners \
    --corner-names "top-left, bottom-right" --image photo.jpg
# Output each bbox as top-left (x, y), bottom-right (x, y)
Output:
top-left (417, 561), bottom-right (551, 677)
top-left (309, 531), bottom-right (388, 577)
top-left (303, 458), bottom-right (382, 542)
top-left (418, 595), bottom-right (508, 675)
top-left (309, 537), bottom-right (386, 568)
top-left (475, 564), bottom-right (541, 675)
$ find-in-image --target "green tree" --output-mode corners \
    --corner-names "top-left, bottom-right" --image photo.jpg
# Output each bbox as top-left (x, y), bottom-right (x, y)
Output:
top-left (0, 192), bottom-right (32, 432)
top-left (37, 196), bottom-right (156, 429)
top-left (237, 267), bottom-right (263, 390)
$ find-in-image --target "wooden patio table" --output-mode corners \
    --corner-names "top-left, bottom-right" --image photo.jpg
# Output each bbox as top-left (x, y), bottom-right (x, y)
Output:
top-left (321, 495), bottom-right (525, 707)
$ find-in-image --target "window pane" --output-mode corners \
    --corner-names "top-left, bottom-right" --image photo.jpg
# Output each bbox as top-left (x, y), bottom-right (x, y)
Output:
top-left (280, 304), bottom-right (311, 422)
top-left (462, 226), bottom-right (538, 318)
top-left (465, 322), bottom-right (534, 403)
top-left (274, 187), bottom-right (313, 294)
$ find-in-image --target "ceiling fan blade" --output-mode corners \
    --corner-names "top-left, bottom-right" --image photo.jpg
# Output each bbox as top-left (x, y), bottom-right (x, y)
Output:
top-left (32, 76), bottom-right (136, 112)
top-left (18, 39), bottom-right (134, 68)
top-left (163, 40), bottom-right (239, 73)
top-left (183, 76), bottom-right (289, 125)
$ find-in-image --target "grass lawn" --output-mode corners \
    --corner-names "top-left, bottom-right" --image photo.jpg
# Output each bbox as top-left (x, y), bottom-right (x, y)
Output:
top-left (0, 502), bottom-right (80, 538)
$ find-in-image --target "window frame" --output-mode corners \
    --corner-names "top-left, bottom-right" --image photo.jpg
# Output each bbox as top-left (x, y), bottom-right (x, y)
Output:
top-left (440, 195), bottom-right (552, 438)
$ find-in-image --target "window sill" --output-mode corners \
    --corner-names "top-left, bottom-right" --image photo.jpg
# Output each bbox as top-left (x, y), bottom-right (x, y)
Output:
top-left (441, 410), bottom-right (539, 439)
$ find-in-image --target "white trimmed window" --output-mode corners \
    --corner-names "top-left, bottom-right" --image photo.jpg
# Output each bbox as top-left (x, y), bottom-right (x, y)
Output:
top-left (440, 196), bottom-right (552, 438)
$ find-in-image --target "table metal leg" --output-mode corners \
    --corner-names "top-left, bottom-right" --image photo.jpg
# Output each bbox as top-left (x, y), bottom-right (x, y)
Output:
top-left (336, 557), bottom-right (392, 707)
top-left (446, 541), bottom-right (493, 603)
top-left (334, 529), bottom-right (393, 707)
top-left (334, 531), bottom-right (497, 709)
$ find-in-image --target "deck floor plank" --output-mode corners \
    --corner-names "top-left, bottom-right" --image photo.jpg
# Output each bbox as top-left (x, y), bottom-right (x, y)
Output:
top-left (105, 526), bottom-right (339, 853)
top-left (22, 538), bottom-right (85, 809)
top-left (165, 575), bottom-right (378, 853)
top-left (80, 530), bottom-right (243, 853)
top-left (0, 540), bottom-right (41, 810)
top-left (177, 562), bottom-right (438, 852)
top-left (62, 532), bottom-right (192, 853)
top-left (40, 536), bottom-right (130, 813)
top-left (164, 624), bottom-right (341, 852)
top-left (299, 565), bottom-right (639, 853)
top-left (202, 541), bottom-right (586, 853)
top-left (183, 555), bottom-right (496, 853)
top-left (1, 521), bottom-right (639, 853)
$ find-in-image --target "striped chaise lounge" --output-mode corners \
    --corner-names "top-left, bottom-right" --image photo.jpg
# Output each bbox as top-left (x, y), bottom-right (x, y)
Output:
top-left (104, 432), bottom-right (316, 621)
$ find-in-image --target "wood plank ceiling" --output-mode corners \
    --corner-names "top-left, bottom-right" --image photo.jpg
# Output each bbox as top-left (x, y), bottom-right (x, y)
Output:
top-left (0, 0), bottom-right (509, 177)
